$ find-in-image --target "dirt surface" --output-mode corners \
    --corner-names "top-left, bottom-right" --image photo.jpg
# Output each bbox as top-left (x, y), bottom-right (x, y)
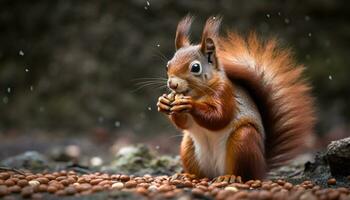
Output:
top-left (0, 143), bottom-right (349, 199)
top-left (0, 169), bottom-right (350, 200)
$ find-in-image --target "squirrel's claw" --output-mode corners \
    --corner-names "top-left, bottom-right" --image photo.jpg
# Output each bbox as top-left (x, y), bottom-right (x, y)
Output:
top-left (157, 95), bottom-right (172, 114)
top-left (211, 175), bottom-right (242, 184)
top-left (170, 95), bottom-right (193, 113)
top-left (171, 98), bottom-right (192, 106)
top-left (170, 104), bottom-right (192, 113)
top-left (157, 102), bottom-right (171, 113)
top-left (157, 93), bottom-right (193, 114)
top-left (158, 95), bottom-right (172, 105)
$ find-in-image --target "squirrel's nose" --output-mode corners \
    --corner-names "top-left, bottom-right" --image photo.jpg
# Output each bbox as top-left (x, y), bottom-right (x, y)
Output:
top-left (168, 80), bottom-right (178, 90)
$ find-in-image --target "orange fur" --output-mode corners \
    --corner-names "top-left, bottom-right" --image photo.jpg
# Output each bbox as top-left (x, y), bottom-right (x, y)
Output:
top-left (169, 76), bottom-right (235, 130)
top-left (225, 121), bottom-right (266, 181)
top-left (218, 32), bottom-right (315, 168)
top-left (162, 16), bottom-right (315, 180)
top-left (170, 113), bottom-right (190, 130)
top-left (175, 15), bottom-right (193, 50)
top-left (190, 76), bottom-right (235, 131)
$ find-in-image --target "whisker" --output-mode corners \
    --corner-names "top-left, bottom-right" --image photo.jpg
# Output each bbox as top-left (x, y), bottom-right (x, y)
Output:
top-left (201, 84), bottom-right (217, 94)
top-left (152, 47), bottom-right (170, 62)
top-left (156, 85), bottom-right (168, 90)
top-left (134, 82), bottom-right (165, 88)
top-left (132, 82), bottom-right (166, 93)
top-left (191, 82), bottom-right (217, 97)
top-left (131, 77), bottom-right (167, 81)
top-left (152, 53), bottom-right (168, 63)
top-left (134, 80), bottom-right (167, 86)
top-left (190, 83), bottom-right (210, 96)
top-left (168, 134), bottom-right (184, 139)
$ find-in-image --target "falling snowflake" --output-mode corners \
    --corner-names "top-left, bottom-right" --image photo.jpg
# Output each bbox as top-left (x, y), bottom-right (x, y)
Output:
top-left (284, 18), bottom-right (290, 24)
top-left (144, 1), bottom-right (151, 10)
top-left (7, 87), bottom-right (11, 93)
top-left (39, 106), bottom-right (45, 112)
top-left (2, 97), bottom-right (8, 104)
top-left (148, 106), bottom-right (152, 111)
top-left (155, 145), bottom-right (160, 150)
top-left (115, 121), bottom-right (121, 127)
top-left (156, 44), bottom-right (160, 47)
top-left (328, 75), bottom-right (333, 80)
top-left (30, 85), bottom-right (34, 91)
top-left (19, 50), bottom-right (24, 56)
top-left (25, 68), bottom-right (30, 72)
top-left (308, 33), bottom-right (312, 37)
top-left (266, 14), bottom-right (270, 18)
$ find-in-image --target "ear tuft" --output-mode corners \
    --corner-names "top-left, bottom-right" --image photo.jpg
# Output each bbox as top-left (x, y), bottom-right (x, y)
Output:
top-left (201, 16), bottom-right (222, 49)
top-left (175, 15), bottom-right (194, 50)
top-left (201, 16), bottom-right (222, 67)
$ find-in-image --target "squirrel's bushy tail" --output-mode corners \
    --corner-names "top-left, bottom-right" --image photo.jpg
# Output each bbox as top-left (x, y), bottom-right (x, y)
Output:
top-left (219, 33), bottom-right (316, 168)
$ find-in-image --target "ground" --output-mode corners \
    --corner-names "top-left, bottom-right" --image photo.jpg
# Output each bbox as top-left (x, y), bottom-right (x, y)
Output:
top-left (0, 141), bottom-right (349, 200)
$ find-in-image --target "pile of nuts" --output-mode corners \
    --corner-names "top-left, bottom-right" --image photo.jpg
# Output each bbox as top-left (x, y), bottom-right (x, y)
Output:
top-left (0, 170), bottom-right (349, 200)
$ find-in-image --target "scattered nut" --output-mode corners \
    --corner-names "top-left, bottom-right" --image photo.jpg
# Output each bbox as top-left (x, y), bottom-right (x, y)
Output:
top-left (111, 182), bottom-right (124, 190)
top-left (0, 186), bottom-right (9, 196)
top-left (28, 180), bottom-right (40, 187)
top-left (0, 170), bottom-right (348, 199)
top-left (21, 186), bottom-right (33, 198)
top-left (224, 186), bottom-right (238, 192)
top-left (327, 178), bottom-right (337, 185)
top-left (125, 180), bottom-right (137, 188)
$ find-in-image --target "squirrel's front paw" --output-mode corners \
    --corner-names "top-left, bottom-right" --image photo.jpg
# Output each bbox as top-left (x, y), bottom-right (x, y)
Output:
top-left (170, 95), bottom-right (193, 114)
top-left (157, 94), bottom-right (172, 114)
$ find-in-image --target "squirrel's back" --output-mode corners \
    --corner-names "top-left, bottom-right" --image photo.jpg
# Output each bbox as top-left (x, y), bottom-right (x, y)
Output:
top-left (218, 32), bottom-right (316, 168)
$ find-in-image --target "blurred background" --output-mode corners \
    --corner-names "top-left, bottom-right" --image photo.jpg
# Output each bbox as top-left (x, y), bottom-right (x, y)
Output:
top-left (0, 0), bottom-right (349, 161)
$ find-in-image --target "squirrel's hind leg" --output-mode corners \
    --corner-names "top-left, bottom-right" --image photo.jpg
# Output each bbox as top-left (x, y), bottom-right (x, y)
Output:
top-left (225, 124), bottom-right (266, 181)
top-left (180, 133), bottom-right (204, 177)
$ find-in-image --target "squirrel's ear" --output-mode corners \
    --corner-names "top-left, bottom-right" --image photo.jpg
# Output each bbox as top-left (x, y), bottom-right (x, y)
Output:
top-left (201, 16), bottom-right (222, 68)
top-left (175, 15), bottom-right (194, 50)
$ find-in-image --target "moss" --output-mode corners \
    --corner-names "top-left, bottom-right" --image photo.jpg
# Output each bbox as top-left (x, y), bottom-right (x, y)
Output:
top-left (102, 144), bottom-right (182, 176)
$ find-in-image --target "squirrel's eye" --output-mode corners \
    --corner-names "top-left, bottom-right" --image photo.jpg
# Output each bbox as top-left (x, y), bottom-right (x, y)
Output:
top-left (190, 61), bottom-right (202, 75)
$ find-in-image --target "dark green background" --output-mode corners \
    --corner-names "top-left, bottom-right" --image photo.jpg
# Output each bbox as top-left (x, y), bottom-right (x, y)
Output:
top-left (0, 0), bottom-right (349, 139)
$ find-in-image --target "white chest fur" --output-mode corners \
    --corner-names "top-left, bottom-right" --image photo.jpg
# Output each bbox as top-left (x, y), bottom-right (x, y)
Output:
top-left (181, 85), bottom-right (264, 178)
top-left (183, 121), bottom-right (233, 178)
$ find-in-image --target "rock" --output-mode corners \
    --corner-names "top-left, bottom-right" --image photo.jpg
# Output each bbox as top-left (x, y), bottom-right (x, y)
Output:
top-left (267, 153), bottom-right (313, 184)
top-left (0, 151), bottom-right (49, 171)
top-left (303, 152), bottom-right (335, 187)
top-left (101, 144), bottom-right (181, 176)
top-left (326, 137), bottom-right (350, 176)
top-left (303, 140), bottom-right (350, 187)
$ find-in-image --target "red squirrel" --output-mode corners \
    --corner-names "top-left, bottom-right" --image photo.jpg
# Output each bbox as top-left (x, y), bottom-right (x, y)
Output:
top-left (157, 16), bottom-right (315, 181)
